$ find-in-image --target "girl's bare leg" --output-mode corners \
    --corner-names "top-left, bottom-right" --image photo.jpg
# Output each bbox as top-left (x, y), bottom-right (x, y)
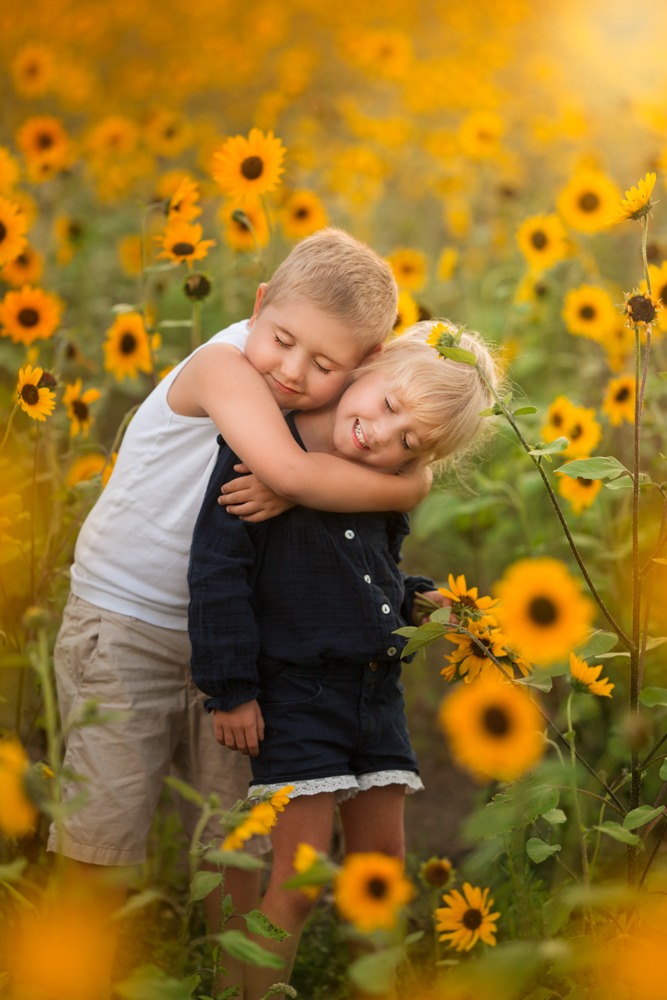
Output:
top-left (245, 792), bottom-right (336, 1000)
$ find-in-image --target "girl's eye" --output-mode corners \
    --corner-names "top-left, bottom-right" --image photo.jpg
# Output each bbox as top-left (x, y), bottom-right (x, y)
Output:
top-left (274, 334), bottom-right (290, 348)
top-left (401, 435), bottom-right (412, 452)
top-left (314, 360), bottom-right (332, 374)
top-left (384, 397), bottom-right (395, 414)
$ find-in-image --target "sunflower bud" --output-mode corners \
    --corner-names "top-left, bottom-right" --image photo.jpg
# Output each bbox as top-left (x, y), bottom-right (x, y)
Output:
top-left (624, 291), bottom-right (657, 327)
top-left (183, 273), bottom-right (212, 301)
top-left (37, 370), bottom-right (57, 390)
top-left (419, 856), bottom-right (453, 889)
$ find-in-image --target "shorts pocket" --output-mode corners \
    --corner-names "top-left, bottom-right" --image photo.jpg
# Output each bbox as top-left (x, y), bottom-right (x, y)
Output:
top-left (259, 666), bottom-right (323, 707)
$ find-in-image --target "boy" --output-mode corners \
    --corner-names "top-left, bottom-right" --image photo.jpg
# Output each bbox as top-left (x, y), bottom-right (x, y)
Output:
top-left (50, 229), bottom-right (429, 982)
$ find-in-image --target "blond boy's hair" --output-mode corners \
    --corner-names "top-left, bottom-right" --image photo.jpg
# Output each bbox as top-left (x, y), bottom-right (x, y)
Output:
top-left (357, 320), bottom-right (500, 469)
top-left (260, 228), bottom-right (398, 351)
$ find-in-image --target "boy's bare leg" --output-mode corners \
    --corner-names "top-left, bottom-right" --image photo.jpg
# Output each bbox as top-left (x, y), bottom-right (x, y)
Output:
top-left (244, 793), bottom-right (336, 1000)
top-left (202, 863), bottom-right (261, 999)
top-left (339, 785), bottom-right (408, 1000)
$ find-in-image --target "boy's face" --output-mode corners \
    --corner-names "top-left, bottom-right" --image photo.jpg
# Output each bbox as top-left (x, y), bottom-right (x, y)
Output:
top-left (331, 371), bottom-right (433, 472)
top-left (245, 286), bottom-right (367, 411)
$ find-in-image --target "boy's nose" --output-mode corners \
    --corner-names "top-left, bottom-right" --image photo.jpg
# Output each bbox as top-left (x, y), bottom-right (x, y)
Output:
top-left (281, 356), bottom-right (306, 384)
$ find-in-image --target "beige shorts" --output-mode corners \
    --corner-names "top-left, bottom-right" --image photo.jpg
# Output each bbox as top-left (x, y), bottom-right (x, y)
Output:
top-left (48, 594), bottom-right (263, 866)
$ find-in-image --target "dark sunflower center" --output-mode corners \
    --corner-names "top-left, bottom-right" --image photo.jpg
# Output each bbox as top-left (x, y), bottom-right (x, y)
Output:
top-left (552, 413), bottom-right (563, 427)
top-left (528, 596), bottom-right (558, 625)
top-left (627, 294), bottom-right (656, 324)
top-left (367, 877), bottom-right (389, 900)
top-left (577, 476), bottom-right (594, 489)
top-left (241, 156), bottom-right (264, 180)
top-left (69, 222), bottom-right (82, 240)
top-left (37, 131), bottom-right (54, 150)
top-left (25, 61), bottom-right (39, 79)
top-left (579, 192), bottom-right (600, 212)
top-left (18, 308), bottom-right (40, 327)
top-left (295, 207), bottom-right (310, 219)
top-left (120, 332), bottom-right (137, 354)
top-left (579, 305), bottom-right (596, 321)
top-left (482, 706), bottom-right (511, 737)
top-left (462, 907), bottom-right (483, 930)
top-left (570, 423), bottom-right (582, 440)
top-left (530, 230), bottom-right (548, 250)
top-left (0, 221), bottom-right (6, 242)
top-left (163, 126), bottom-right (176, 139)
top-left (471, 638), bottom-right (491, 659)
top-left (171, 241), bottom-right (194, 256)
top-left (72, 400), bottom-right (89, 420)
top-left (21, 384), bottom-right (40, 405)
top-left (15, 253), bottom-right (29, 267)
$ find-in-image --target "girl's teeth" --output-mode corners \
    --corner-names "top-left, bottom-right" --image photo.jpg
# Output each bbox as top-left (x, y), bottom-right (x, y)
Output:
top-left (354, 420), bottom-right (368, 447)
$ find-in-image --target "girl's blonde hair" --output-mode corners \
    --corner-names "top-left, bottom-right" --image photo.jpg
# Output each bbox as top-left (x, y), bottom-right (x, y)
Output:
top-left (356, 319), bottom-right (500, 470)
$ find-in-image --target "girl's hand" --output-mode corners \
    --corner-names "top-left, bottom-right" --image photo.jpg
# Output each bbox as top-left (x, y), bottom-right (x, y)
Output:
top-left (218, 463), bottom-right (296, 522)
top-left (412, 589), bottom-right (455, 626)
top-left (213, 701), bottom-right (265, 756)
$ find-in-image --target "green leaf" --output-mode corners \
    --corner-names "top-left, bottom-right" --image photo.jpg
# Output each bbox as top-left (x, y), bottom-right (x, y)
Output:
top-left (526, 837), bottom-right (561, 863)
top-left (515, 672), bottom-right (552, 692)
top-left (542, 808), bottom-right (567, 825)
top-left (111, 889), bottom-right (168, 922)
top-left (558, 455), bottom-right (629, 481)
top-left (594, 821), bottom-right (643, 846)
top-left (282, 858), bottom-right (336, 891)
top-left (653, 558), bottom-right (667, 566)
top-left (623, 805), bottom-right (665, 830)
top-left (216, 930), bottom-right (284, 969)
top-left (646, 636), bottom-right (667, 651)
top-left (0, 859), bottom-right (28, 883)
top-left (513, 406), bottom-right (538, 415)
top-left (439, 346), bottom-right (477, 365)
top-left (430, 606), bottom-right (452, 624)
top-left (163, 776), bottom-right (206, 806)
top-left (398, 621), bottom-right (449, 657)
top-left (189, 870), bottom-right (223, 903)
top-left (203, 850), bottom-right (266, 871)
top-left (115, 964), bottom-right (199, 1000)
top-left (658, 371), bottom-right (667, 380)
top-left (159, 319), bottom-right (193, 328)
top-left (528, 437), bottom-right (569, 457)
top-left (243, 909), bottom-right (289, 941)
top-left (639, 686), bottom-right (667, 707)
top-left (576, 630), bottom-right (619, 658)
top-left (463, 785), bottom-right (560, 841)
top-left (479, 405), bottom-right (500, 417)
top-left (659, 760), bottom-right (667, 780)
top-left (348, 947), bottom-right (403, 994)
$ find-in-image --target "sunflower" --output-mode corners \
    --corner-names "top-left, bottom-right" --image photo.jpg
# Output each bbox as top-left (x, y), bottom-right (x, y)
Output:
top-left (0, 146), bottom-right (21, 192)
top-left (434, 882), bottom-right (500, 952)
top-left (280, 189), bottom-right (328, 240)
top-left (16, 364), bottom-right (57, 422)
top-left (219, 201), bottom-right (270, 252)
top-left (10, 44), bottom-right (55, 98)
top-left (293, 842), bottom-right (323, 900)
top-left (541, 394), bottom-right (576, 443)
top-left (556, 167), bottom-right (620, 233)
top-left (561, 404), bottom-right (602, 459)
top-left (392, 290), bottom-right (420, 336)
top-left (155, 219), bottom-right (216, 267)
top-left (562, 284), bottom-right (619, 341)
top-left (0, 285), bottom-right (63, 346)
top-left (269, 785), bottom-right (294, 813)
top-left (442, 620), bottom-right (509, 684)
top-left (516, 213), bottom-right (569, 272)
top-left (644, 262), bottom-right (667, 338)
top-left (557, 473), bottom-right (602, 515)
top-left (66, 451), bottom-right (107, 488)
top-left (62, 379), bottom-right (101, 438)
top-left (0, 197), bottom-right (28, 267)
top-left (569, 653), bottom-right (614, 697)
top-left (1, 244), bottom-right (44, 286)
top-left (167, 176), bottom-right (202, 222)
top-left (612, 172), bottom-right (656, 224)
top-left (0, 736), bottom-right (38, 837)
top-left (334, 852), bottom-right (414, 933)
top-left (15, 116), bottom-right (73, 180)
top-left (458, 110), bottom-right (505, 160)
top-left (436, 246), bottom-right (458, 282)
top-left (438, 573), bottom-right (499, 619)
top-left (494, 558), bottom-right (595, 666)
top-left (387, 247), bottom-right (428, 292)
top-left (439, 674), bottom-right (544, 782)
top-left (144, 108), bottom-right (192, 158)
top-left (222, 800), bottom-right (278, 850)
top-left (601, 375), bottom-right (636, 426)
top-left (419, 856), bottom-right (453, 890)
top-left (117, 234), bottom-right (143, 277)
top-left (84, 115), bottom-right (139, 160)
top-left (603, 321), bottom-right (636, 371)
top-left (623, 289), bottom-right (659, 329)
top-left (212, 128), bottom-right (286, 204)
top-left (54, 215), bottom-right (84, 266)
top-left (103, 312), bottom-right (153, 381)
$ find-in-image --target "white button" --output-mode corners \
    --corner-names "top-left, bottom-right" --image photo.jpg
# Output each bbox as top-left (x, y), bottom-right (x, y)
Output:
top-left (364, 574), bottom-right (372, 583)
top-left (387, 646), bottom-right (398, 656)
top-left (344, 529), bottom-right (355, 539)
top-left (381, 604), bottom-right (391, 614)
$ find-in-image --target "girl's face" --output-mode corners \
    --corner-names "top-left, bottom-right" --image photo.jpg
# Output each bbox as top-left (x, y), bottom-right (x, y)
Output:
top-left (331, 371), bottom-right (433, 472)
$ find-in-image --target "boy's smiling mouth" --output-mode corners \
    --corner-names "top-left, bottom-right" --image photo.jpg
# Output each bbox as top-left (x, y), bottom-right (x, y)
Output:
top-left (353, 419), bottom-right (370, 450)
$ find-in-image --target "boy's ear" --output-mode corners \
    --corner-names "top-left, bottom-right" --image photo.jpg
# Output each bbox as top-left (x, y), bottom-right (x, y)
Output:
top-left (359, 342), bottom-right (384, 365)
top-left (249, 283), bottom-right (268, 326)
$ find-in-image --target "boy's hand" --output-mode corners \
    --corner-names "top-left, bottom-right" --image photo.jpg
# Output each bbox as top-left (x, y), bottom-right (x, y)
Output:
top-left (219, 463), bottom-right (295, 522)
top-left (213, 701), bottom-right (265, 756)
top-left (412, 589), bottom-right (455, 626)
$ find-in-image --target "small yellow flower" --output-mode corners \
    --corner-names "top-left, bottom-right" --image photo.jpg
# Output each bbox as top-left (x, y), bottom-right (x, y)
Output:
top-left (435, 882), bottom-right (500, 952)
top-left (569, 653), bottom-right (614, 697)
top-left (0, 736), bottom-right (38, 837)
top-left (16, 364), bottom-right (56, 422)
top-left (612, 172), bottom-right (656, 224)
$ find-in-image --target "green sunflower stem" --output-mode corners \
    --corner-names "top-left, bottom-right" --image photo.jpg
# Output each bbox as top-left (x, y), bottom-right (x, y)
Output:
top-left (476, 369), bottom-right (632, 651)
top-left (566, 693), bottom-right (590, 887)
top-left (641, 215), bottom-right (651, 295)
top-left (191, 300), bottom-right (201, 352)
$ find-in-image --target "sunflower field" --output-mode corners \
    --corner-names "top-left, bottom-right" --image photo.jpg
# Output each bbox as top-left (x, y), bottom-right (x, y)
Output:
top-left (2, 0), bottom-right (667, 997)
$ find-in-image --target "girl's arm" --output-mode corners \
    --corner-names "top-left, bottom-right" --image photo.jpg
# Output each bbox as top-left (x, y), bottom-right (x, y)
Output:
top-left (170, 344), bottom-right (431, 513)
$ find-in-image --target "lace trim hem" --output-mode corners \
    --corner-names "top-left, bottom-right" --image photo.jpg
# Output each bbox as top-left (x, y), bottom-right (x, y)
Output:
top-left (250, 770), bottom-right (423, 803)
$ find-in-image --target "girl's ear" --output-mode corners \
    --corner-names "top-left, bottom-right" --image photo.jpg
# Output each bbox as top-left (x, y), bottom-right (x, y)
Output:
top-left (248, 283), bottom-right (268, 326)
top-left (358, 342), bottom-right (384, 366)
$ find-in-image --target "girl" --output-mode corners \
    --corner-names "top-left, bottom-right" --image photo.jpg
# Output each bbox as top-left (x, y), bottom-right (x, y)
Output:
top-left (188, 320), bottom-right (500, 999)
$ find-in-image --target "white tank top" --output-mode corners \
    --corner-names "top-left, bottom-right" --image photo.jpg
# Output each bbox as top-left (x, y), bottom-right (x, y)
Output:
top-left (70, 320), bottom-right (249, 629)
